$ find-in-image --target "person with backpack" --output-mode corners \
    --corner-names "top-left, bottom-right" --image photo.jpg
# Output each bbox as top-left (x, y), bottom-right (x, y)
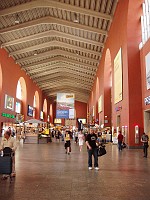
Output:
top-left (141, 132), bottom-right (149, 158)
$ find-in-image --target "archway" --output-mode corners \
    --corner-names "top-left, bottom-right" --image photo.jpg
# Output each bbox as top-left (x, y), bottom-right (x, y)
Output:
top-left (17, 77), bottom-right (27, 120)
top-left (104, 49), bottom-right (112, 127)
top-left (43, 99), bottom-right (47, 121)
top-left (33, 91), bottom-right (39, 119)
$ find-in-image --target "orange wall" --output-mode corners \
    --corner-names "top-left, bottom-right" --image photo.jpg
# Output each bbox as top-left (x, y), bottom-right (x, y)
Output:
top-left (88, 0), bottom-right (143, 147)
top-left (0, 49), bottom-right (44, 129)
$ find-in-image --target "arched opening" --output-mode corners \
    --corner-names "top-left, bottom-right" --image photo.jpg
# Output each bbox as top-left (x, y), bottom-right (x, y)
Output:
top-left (43, 99), bottom-right (47, 121)
top-left (33, 91), bottom-right (39, 119)
top-left (96, 77), bottom-right (99, 125)
top-left (17, 77), bottom-right (27, 120)
top-left (0, 63), bottom-right (2, 100)
top-left (104, 49), bottom-right (112, 128)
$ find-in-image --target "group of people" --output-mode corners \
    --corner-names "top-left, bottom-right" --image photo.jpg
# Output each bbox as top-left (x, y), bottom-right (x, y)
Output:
top-left (63, 128), bottom-right (100, 170)
top-left (117, 130), bottom-right (149, 158)
top-left (0, 127), bottom-right (149, 179)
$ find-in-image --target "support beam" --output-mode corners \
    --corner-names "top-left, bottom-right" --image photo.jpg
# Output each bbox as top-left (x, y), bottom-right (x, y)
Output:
top-left (0, 0), bottom-right (112, 21)
top-left (21, 56), bottom-right (97, 70)
top-left (16, 49), bottom-right (99, 65)
top-left (30, 68), bottom-right (95, 80)
top-left (1, 30), bottom-right (104, 48)
top-left (28, 63), bottom-right (96, 75)
top-left (9, 40), bottom-right (101, 57)
top-left (35, 73), bottom-right (94, 85)
top-left (0, 16), bottom-right (107, 36)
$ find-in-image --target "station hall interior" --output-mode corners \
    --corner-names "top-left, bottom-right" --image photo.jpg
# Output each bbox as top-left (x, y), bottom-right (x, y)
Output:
top-left (0, 0), bottom-right (150, 199)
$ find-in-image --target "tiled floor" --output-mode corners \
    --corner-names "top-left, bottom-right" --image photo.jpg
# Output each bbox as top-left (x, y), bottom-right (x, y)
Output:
top-left (0, 139), bottom-right (150, 200)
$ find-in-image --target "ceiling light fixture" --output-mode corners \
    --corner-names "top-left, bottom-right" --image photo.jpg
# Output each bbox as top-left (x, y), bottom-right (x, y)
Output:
top-left (34, 51), bottom-right (38, 56)
top-left (15, 14), bottom-right (20, 24)
top-left (74, 13), bottom-right (79, 23)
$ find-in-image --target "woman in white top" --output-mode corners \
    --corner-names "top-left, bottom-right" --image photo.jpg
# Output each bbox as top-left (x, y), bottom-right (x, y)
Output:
top-left (78, 130), bottom-right (84, 152)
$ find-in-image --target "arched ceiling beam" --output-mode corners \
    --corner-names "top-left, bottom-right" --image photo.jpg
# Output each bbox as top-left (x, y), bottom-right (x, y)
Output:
top-left (22, 56), bottom-right (97, 70)
top-left (1, 30), bottom-right (104, 48)
top-left (16, 49), bottom-right (99, 65)
top-left (0, 0), bottom-right (112, 21)
top-left (9, 40), bottom-right (101, 57)
top-left (30, 68), bottom-right (95, 80)
top-left (44, 85), bottom-right (90, 95)
top-left (0, 16), bottom-right (107, 35)
top-left (38, 77), bottom-right (92, 87)
top-left (27, 63), bottom-right (96, 75)
top-left (35, 72), bottom-right (94, 84)
top-left (41, 81), bottom-right (91, 92)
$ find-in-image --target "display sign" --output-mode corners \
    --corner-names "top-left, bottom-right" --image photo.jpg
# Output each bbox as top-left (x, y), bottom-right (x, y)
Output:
top-left (1, 112), bottom-right (15, 119)
top-left (56, 93), bottom-right (75, 119)
top-left (4, 94), bottom-right (14, 110)
top-left (78, 118), bottom-right (86, 124)
top-left (145, 52), bottom-right (150, 90)
top-left (27, 105), bottom-right (34, 117)
top-left (16, 113), bottom-right (24, 123)
top-left (54, 118), bottom-right (62, 124)
top-left (114, 48), bottom-right (123, 104)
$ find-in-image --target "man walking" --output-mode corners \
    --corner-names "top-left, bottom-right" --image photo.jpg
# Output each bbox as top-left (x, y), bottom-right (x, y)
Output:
top-left (85, 128), bottom-right (99, 170)
top-left (117, 131), bottom-right (123, 151)
top-left (141, 132), bottom-right (149, 158)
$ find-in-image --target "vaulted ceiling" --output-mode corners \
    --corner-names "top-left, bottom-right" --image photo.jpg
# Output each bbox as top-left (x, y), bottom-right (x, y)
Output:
top-left (0, 0), bottom-right (118, 103)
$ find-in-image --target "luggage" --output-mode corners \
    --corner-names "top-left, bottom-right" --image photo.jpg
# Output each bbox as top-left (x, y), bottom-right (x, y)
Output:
top-left (0, 147), bottom-right (13, 182)
top-left (0, 156), bottom-right (12, 175)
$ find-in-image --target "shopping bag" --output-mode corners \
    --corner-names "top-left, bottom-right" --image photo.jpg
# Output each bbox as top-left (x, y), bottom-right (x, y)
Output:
top-left (97, 145), bottom-right (106, 157)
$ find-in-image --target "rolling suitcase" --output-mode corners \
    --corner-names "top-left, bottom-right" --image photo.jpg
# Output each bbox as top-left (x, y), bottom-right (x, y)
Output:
top-left (0, 156), bottom-right (12, 174)
top-left (0, 147), bottom-right (13, 182)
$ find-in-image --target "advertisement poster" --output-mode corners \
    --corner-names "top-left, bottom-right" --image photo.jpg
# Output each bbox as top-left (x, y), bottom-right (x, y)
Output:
top-left (145, 52), bottom-right (150, 90)
top-left (56, 93), bottom-right (75, 119)
top-left (5, 94), bottom-right (14, 110)
top-left (114, 48), bottom-right (123, 104)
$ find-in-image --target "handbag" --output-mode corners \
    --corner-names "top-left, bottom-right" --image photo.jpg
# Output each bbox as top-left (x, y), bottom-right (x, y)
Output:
top-left (97, 145), bottom-right (106, 157)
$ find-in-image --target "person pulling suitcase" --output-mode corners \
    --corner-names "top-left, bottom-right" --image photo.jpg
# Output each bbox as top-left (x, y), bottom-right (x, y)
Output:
top-left (0, 129), bottom-right (18, 179)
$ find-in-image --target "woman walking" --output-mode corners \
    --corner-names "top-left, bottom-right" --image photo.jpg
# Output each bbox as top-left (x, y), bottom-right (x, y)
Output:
top-left (64, 130), bottom-right (71, 155)
top-left (78, 130), bottom-right (84, 152)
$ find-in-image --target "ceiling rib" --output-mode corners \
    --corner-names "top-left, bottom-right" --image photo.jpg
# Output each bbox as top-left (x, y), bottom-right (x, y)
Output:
top-left (1, 30), bottom-right (104, 48)
top-left (9, 40), bottom-right (101, 57)
top-left (0, 0), bottom-right (112, 21)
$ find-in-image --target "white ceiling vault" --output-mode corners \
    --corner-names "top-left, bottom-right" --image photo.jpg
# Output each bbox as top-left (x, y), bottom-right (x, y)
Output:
top-left (0, 0), bottom-right (118, 103)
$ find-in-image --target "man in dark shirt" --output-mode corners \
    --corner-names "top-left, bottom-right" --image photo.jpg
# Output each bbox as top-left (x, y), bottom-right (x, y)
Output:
top-left (85, 128), bottom-right (99, 170)
top-left (117, 131), bottom-right (123, 151)
top-left (141, 132), bottom-right (149, 158)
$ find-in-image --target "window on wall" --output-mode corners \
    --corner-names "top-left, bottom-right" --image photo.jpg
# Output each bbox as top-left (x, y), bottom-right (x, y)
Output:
top-left (33, 95), bottom-right (37, 118)
top-left (16, 80), bottom-right (22, 100)
top-left (140, 0), bottom-right (150, 49)
top-left (33, 95), bottom-right (36, 108)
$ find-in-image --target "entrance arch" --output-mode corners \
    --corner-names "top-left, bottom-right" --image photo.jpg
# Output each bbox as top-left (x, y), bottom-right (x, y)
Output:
top-left (17, 77), bottom-right (27, 120)
top-left (104, 49), bottom-right (112, 127)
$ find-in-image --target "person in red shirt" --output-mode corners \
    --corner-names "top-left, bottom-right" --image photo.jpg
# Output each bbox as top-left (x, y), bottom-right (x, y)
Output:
top-left (117, 131), bottom-right (123, 151)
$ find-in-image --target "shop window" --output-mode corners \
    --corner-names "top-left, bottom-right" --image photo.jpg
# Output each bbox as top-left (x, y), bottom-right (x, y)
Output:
top-left (16, 80), bottom-right (22, 100)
